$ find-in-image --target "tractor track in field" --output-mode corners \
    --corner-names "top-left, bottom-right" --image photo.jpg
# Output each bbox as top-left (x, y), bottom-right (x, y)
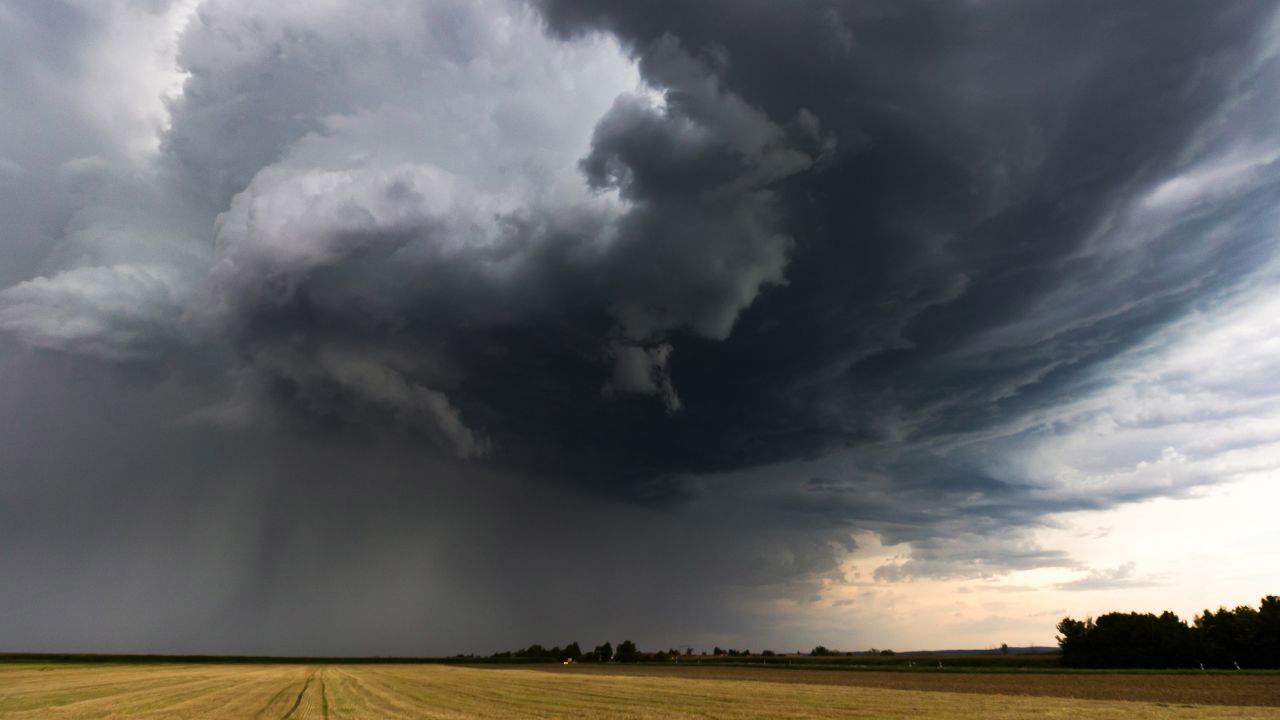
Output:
top-left (254, 683), bottom-right (292, 720)
top-left (4, 662), bottom-right (1278, 719)
top-left (280, 669), bottom-right (315, 720)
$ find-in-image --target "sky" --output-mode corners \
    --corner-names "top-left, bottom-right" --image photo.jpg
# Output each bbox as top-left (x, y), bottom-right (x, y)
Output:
top-left (1, 0), bottom-right (1278, 656)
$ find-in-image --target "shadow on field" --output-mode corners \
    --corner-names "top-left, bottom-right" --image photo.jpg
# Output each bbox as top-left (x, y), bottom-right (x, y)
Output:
top-left (503, 663), bottom-right (1280, 708)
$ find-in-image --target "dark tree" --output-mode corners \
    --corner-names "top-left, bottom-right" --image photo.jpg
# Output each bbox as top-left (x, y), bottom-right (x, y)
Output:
top-left (1057, 595), bottom-right (1280, 668)
top-left (1059, 612), bottom-right (1193, 668)
top-left (643, 648), bottom-right (674, 662)
top-left (1197, 604), bottom-right (1264, 668)
top-left (562, 642), bottom-right (582, 661)
top-left (615, 640), bottom-right (639, 662)
top-left (592, 642), bottom-right (613, 662)
top-left (1262, 596), bottom-right (1280, 667)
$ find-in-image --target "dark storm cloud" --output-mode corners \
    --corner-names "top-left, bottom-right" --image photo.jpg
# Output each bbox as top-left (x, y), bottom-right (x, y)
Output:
top-left (148, 3), bottom-right (833, 475)
top-left (0, 346), bottom-right (857, 654)
top-left (511, 0), bottom-right (1280, 527)
top-left (2, 0), bottom-right (1280, 653)
top-left (535, 0), bottom-right (1277, 465)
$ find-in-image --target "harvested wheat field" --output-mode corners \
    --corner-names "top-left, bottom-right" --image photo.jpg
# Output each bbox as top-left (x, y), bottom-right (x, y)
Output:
top-left (534, 663), bottom-right (1280, 707)
top-left (2, 663), bottom-right (1279, 719)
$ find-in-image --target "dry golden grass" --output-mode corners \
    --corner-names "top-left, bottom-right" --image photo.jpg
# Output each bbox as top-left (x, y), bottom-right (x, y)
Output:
top-left (534, 663), bottom-right (1280, 707)
top-left (1, 662), bottom-right (1277, 719)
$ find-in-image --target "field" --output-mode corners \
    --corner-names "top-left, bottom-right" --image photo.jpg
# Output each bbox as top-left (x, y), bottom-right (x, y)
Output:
top-left (673, 651), bottom-right (1065, 671)
top-left (1, 661), bottom-right (1278, 719)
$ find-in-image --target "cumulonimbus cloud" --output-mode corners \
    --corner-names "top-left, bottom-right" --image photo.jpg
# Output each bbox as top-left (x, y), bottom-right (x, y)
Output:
top-left (1, 0), bottom-right (1280, 651)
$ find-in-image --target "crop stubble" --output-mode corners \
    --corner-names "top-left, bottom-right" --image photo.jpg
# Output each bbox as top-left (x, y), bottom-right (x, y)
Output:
top-left (1, 662), bottom-right (1277, 719)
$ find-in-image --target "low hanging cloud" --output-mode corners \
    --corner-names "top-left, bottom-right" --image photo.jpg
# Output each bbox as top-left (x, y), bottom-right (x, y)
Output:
top-left (872, 534), bottom-right (1078, 584)
top-left (603, 341), bottom-right (681, 412)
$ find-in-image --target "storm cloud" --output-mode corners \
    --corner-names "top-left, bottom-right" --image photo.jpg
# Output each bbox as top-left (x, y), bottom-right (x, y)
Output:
top-left (2, 0), bottom-right (1279, 653)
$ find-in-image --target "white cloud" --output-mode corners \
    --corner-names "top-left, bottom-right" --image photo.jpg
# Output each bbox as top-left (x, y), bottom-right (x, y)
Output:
top-left (0, 264), bottom-right (186, 361)
top-left (1053, 562), bottom-right (1157, 592)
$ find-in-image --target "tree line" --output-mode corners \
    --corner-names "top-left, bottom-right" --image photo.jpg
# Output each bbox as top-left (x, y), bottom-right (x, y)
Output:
top-left (1057, 595), bottom-right (1280, 668)
top-left (488, 641), bottom-right (682, 663)
top-left (484, 643), bottom-right (815, 662)
top-left (810, 646), bottom-right (894, 657)
top-left (480, 642), bottom-right (901, 663)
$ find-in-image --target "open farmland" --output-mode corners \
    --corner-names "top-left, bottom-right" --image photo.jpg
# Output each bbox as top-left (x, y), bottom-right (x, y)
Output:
top-left (534, 663), bottom-right (1280, 707)
top-left (1, 662), bottom-right (1278, 719)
